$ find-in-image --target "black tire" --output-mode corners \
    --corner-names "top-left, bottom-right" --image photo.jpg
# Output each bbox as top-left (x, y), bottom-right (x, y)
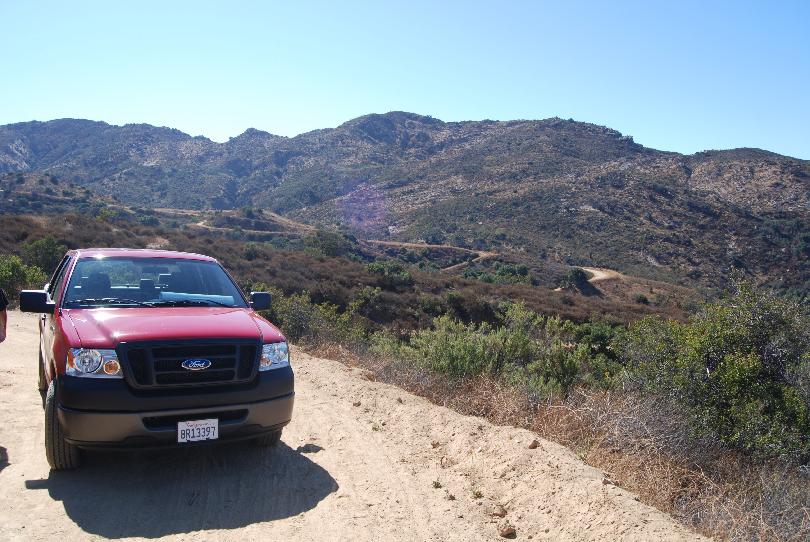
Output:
top-left (44, 380), bottom-right (81, 470)
top-left (253, 429), bottom-right (283, 448)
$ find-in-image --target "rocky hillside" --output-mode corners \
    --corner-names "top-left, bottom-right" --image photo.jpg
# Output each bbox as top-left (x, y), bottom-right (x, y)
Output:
top-left (1, 113), bottom-right (807, 291)
top-left (0, 171), bottom-right (113, 215)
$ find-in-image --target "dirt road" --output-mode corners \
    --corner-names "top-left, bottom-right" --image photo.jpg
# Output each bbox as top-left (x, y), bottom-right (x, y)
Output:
top-left (580, 267), bottom-right (623, 282)
top-left (364, 239), bottom-right (499, 272)
top-left (0, 313), bottom-right (704, 541)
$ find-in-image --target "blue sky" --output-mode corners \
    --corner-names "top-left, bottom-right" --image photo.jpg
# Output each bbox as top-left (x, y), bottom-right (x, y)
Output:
top-left (1, 1), bottom-right (808, 158)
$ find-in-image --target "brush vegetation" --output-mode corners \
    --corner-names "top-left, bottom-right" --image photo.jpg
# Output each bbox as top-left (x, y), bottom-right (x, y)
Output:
top-left (0, 212), bottom-right (807, 539)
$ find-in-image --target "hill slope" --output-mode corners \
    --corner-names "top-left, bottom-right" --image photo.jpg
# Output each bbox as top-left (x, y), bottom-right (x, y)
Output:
top-left (1, 113), bottom-right (807, 291)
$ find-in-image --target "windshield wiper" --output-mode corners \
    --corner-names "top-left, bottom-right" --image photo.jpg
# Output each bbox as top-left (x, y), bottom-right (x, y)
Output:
top-left (150, 299), bottom-right (233, 307)
top-left (68, 298), bottom-right (153, 307)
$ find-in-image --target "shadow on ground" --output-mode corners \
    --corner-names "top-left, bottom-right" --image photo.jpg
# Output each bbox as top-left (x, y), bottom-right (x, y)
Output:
top-left (25, 441), bottom-right (337, 538)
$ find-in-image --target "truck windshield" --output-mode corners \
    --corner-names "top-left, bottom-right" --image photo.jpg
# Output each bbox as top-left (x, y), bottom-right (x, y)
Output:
top-left (62, 257), bottom-right (247, 309)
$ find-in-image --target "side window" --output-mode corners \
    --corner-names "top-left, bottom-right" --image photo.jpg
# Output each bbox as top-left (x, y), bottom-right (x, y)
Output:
top-left (48, 257), bottom-right (72, 300)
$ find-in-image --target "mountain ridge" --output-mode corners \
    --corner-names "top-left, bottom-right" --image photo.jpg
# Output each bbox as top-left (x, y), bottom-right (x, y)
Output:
top-left (6, 113), bottom-right (807, 160)
top-left (1, 112), bottom-right (807, 293)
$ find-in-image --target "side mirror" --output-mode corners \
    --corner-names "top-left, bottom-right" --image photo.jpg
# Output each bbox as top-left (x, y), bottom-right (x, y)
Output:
top-left (250, 292), bottom-right (271, 311)
top-left (19, 290), bottom-right (56, 313)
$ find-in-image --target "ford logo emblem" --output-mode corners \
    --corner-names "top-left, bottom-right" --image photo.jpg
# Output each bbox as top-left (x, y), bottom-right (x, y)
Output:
top-left (181, 358), bottom-right (212, 371)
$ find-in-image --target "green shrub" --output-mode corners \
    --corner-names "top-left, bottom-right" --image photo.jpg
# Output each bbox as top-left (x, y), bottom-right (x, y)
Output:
top-left (443, 290), bottom-right (463, 311)
top-left (304, 229), bottom-right (355, 258)
top-left (573, 318), bottom-right (623, 388)
top-left (0, 255), bottom-right (48, 305)
top-left (462, 262), bottom-right (531, 285)
top-left (621, 281), bottom-right (810, 459)
top-left (351, 286), bottom-right (383, 318)
top-left (563, 267), bottom-right (589, 288)
top-left (262, 289), bottom-right (321, 342)
top-left (21, 236), bottom-right (67, 275)
top-left (369, 329), bottom-right (408, 359)
top-left (493, 302), bottom-right (542, 372)
top-left (95, 208), bottom-right (118, 222)
top-left (527, 341), bottom-right (584, 397)
top-left (138, 215), bottom-right (160, 226)
top-left (366, 261), bottom-right (414, 289)
top-left (409, 315), bottom-right (497, 377)
top-left (633, 293), bottom-right (650, 304)
top-left (243, 242), bottom-right (261, 261)
top-left (254, 284), bottom-right (365, 345)
top-left (417, 294), bottom-right (445, 316)
top-left (402, 303), bottom-right (593, 397)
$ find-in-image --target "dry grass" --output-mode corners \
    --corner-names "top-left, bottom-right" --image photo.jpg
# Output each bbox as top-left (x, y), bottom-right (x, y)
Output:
top-left (308, 341), bottom-right (810, 541)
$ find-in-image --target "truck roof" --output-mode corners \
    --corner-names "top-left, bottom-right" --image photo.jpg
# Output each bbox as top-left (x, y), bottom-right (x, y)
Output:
top-left (70, 248), bottom-right (218, 262)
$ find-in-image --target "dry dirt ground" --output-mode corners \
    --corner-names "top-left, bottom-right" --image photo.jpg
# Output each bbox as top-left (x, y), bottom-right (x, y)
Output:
top-left (0, 312), bottom-right (705, 541)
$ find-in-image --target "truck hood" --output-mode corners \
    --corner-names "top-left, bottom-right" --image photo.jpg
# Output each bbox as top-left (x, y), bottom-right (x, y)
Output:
top-left (64, 307), bottom-right (285, 348)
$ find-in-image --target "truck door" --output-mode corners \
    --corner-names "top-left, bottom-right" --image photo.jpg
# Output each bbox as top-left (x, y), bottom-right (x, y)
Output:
top-left (42, 256), bottom-right (71, 381)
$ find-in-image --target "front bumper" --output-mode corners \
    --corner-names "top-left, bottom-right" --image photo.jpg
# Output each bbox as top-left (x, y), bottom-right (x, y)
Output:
top-left (56, 367), bottom-right (295, 448)
top-left (59, 392), bottom-right (294, 448)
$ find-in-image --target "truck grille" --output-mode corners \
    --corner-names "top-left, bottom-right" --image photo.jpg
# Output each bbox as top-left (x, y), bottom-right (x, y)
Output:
top-left (118, 341), bottom-right (259, 389)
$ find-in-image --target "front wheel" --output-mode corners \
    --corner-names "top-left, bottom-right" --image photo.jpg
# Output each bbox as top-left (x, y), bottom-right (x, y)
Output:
top-left (253, 429), bottom-right (283, 448)
top-left (44, 380), bottom-right (81, 470)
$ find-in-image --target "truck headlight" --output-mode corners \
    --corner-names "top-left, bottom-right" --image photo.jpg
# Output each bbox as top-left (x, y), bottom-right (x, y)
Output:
top-left (67, 349), bottom-right (123, 378)
top-left (260, 341), bottom-right (289, 371)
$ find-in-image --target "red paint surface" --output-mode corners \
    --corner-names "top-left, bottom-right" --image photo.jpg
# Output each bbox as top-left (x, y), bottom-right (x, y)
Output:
top-left (65, 307), bottom-right (285, 349)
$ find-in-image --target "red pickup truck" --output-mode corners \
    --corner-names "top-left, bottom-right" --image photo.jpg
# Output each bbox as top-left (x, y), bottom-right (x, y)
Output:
top-left (20, 248), bottom-right (294, 470)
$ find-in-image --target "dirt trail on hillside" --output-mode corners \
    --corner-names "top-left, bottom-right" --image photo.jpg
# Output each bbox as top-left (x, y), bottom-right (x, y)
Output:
top-left (0, 313), bottom-right (705, 541)
top-left (364, 239), bottom-right (499, 272)
top-left (552, 267), bottom-right (624, 291)
top-left (130, 206), bottom-right (628, 282)
top-left (581, 266), bottom-right (623, 282)
top-left (145, 207), bottom-right (315, 235)
top-left (191, 220), bottom-right (305, 236)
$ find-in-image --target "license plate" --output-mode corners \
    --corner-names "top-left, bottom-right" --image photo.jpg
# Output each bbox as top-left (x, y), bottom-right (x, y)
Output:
top-left (177, 418), bottom-right (219, 443)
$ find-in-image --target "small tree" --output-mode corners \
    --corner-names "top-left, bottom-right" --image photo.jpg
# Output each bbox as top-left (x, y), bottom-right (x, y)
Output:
top-left (633, 293), bottom-right (650, 304)
top-left (21, 236), bottom-right (67, 275)
top-left (366, 261), bottom-right (414, 289)
top-left (563, 267), bottom-right (589, 289)
top-left (304, 230), bottom-right (354, 258)
top-left (560, 267), bottom-right (600, 296)
top-left (621, 280), bottom-right (810, 459)
top-left (0, 255), bottom-right (48, 306)
top-left (243, 242), bottom-right (261, 261)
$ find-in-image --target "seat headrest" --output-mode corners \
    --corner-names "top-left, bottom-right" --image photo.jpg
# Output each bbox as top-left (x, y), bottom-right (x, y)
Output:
top-left (87, 272), bottom-right (111, 289)
top-left (165, 273), bottom-right (185, 292)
